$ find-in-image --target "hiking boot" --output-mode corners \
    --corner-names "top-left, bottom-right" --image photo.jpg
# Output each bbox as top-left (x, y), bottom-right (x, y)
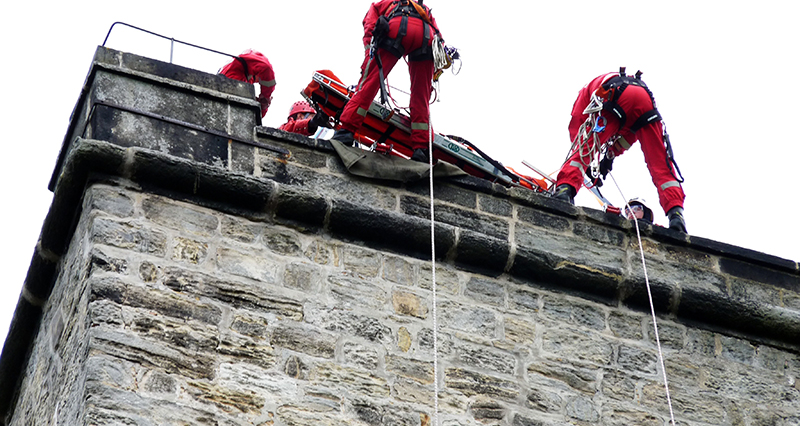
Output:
top-left (410, 148), bottom-right (430, 163)
top-left (552, 184), bottom-right (576, 205)
top-left (332, 128), bottom-right (355, 146)
top-left (667, 206), bottom-right (687, 233)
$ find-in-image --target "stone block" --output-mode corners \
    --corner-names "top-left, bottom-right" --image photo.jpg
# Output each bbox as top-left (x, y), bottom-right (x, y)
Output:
top-left (220, 215), bottom-right (263, 244)
top-left (720, 257), bottom-right (800, 292)
top-left (478, 194), bottom-right (513, 217)
top-left (304, 240), bottom-right (337, 266)
top-left (284, 262), bottom-right (323, 292)
top-left (454, 231), bottom-right (510, 277)
top-left (508, 287), bottom-right (540, 314)
top-left (171, 237), bottom-right (208, 264)
top-left (142, 196), bottom-right (219, 237)
top-left (343, 246), bottom-right (381, 278)
top-left (608, 310), bottom-right (644, 340)
top-left (419, 264), bottom-right (460, 295)
top-left (401, 195), bottom-right (510, 240)
top-left (90, 277), bottom-right (222, 325)
top-left (465, 280), bottom-right (507, 311)
top-left (327, 274), bottom-right (388, 311)
top-left (617, 344), bottom-right (658, 375)
top-left (527, 360), bottom-right (599, 394)
top-left (274, 185), bottom-right (329, 230)
top-left (516, 205), bottom-right (571, 232)
top-left (386, 354), bottom-right (435, 384)
top-left (383, 255), bottom-right (416, 286)
top-left (162, 267), bottom-right (304, 320)
top-left (90, 216), bottom-right (168, 257)
top-left (187, 380), bottom-right (265, 414)
top-left (453, 341), bottom-right (516, 375)
top-left (86, 185), bottom-right (136, 217)
top-left (89, 328), bottom-right (216, 380)
top-left (307, 308), bottom-right (392, 344)
top-left (329, 199), bottom-right (455, 261)
top-left (216, 246), bottom-right (280, 283)
top-left (504, 317), bottom-right (536, 345)
top-left (343, 342), bottom-right (380, 370)
top-left (89, 248), bottom-right (129, 276)
top-left (392, 290), bottom-right (428, 319)
top-left (408, 181), bottom-right (478, 209)
top-left (438, 301), bottom-right (498, 338)
top-left (263, 229), bottom-right (303, 256)
top-left (271, 323), bottom-right (337, 359)
top-left (230, 312), bottom-right (269, 339)
top-left (540, 328), bottom-right (614, 366)
top-left (541, 295), bottom-right (606, 331)
top-left (445, 368), bottom-right (519, 401)
top-left (310, 362), bottom-right (390, 397)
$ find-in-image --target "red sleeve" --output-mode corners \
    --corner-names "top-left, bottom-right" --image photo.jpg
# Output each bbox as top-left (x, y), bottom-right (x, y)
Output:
top-left (362, 3), bottom-right (381, 47)
top-left (219, 58), bottom-right (246, 81)
top-left (279, 118), bottom-right (313, 136)
top-left (568, 85), bottom-right (592, 141)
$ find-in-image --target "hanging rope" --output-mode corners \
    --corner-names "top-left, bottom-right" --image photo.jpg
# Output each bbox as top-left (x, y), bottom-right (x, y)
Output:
top-left (428, 112), bottom-right (440, 426)
top-left (608, 173), bottom-right (677, 426)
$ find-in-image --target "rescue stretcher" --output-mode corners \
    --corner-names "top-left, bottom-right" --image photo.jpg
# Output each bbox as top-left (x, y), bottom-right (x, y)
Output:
top-left (302, 70), bottom-right (548, 192)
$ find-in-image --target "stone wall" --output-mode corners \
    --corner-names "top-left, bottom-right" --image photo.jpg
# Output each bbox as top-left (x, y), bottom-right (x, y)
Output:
top-left (3, 47), bottom-right (800, 426)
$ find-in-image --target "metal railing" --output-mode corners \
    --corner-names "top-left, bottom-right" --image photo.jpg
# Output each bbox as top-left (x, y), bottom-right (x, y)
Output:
top-left (102, 21), bottom-right (238, 64)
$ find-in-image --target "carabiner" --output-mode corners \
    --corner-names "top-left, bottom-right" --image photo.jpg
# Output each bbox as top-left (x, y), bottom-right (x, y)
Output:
top-left (593, 115), bottom-right (607, 133)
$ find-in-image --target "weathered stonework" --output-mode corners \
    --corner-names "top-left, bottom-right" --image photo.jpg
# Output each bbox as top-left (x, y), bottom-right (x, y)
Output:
top-left (2, 46), bottom-right (799, 426)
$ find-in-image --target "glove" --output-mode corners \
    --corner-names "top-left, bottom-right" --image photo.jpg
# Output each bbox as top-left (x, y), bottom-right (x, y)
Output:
top-left (257, 95), bottom-right (272, 118)
top-left (599, 153), bottom-right (614, 178)
top-left (310, 111), bottom-right (331, 128)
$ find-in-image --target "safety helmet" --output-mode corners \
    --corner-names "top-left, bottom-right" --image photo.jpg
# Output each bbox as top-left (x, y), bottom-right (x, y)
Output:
top-left (288, 101), bottom-right (315, 118)
top-left (624, 198), bottom-right (654, 223)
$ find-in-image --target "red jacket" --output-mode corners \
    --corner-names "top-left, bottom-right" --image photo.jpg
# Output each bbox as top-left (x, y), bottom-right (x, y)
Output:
top-left (219, 49), bottom-right (276, 117)
top-left (361, 0), bottom-right (441, 48)
top-left (279, 117), bottom-right (314, 136)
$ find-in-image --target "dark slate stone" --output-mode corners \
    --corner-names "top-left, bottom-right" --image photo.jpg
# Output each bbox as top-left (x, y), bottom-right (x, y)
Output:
top-left (406, 181), bottom-right (477, 209)
top-left (93, 47), bottom-right (252, 97)
top-left (517, 205), bottom-right (571, 232)
top-left (0, 298), bottom-right (43, 419)
top-left (719, 258), bottom-right (800, 292)
top-left (329, 199), bottom-right (455, 261)
top-left (42, 139), bottom-right (128, 255)
top-left (692, 235), bottom-right (798, 271)
top-left (22, 249), bottom-right (58, 302)
top-left (454, 231), bottom-right (509, 277)
top-left (510, 247), bottom-right (619, 305)
top-left (400, 195), bottom-right (509, 240)
top-left (620, 277), bottom-right (674, 315)
top-left (508, 187), bottom-right (579, 218)
top-left (478, 195), bottom-right (513, 217)
top-left (131, 149), bottom-right (273, 213)
top-left (677, 287), bottom-right (800, 347)
top-left (91, 106), bottom-right (229, 167)
top-left (581, 207), bottom-right (629, 230)
top-left (572, 222), bottom-right (625, 247)
top-left (274, 186), bottom-right (328, 230)
top-left (256, 126), bottom-right (335, 153)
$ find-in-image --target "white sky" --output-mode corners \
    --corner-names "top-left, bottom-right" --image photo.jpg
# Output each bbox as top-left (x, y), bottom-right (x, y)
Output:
top-left (1, 1), bottom-right (798, 349)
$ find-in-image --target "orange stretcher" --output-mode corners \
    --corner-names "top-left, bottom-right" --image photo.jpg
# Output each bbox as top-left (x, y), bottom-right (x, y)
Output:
top-left (302, 70), bottom-right (548, 192)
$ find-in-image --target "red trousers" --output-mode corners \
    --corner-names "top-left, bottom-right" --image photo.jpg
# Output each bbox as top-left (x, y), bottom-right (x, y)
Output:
top-left (340, 17), bottom-right (434, 150)
top-left (556, 74), bottom-right (685, 214)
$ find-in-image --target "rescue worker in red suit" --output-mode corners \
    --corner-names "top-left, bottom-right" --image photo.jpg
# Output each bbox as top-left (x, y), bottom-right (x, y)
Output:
top-left (219, 49), bottom-right (276, 118)
top-left (332, 0), bottom-right (442, 163)
top-left (279, 101), bottom-right (331, 136)
top-left (552, 71), bottom-right (687, 232)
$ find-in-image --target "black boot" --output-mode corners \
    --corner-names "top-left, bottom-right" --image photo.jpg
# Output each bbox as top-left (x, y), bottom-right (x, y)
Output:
top-left (667, 206), bottom-right (687, 233)
top-left (552, 184), bottom-right (576, 204)
top-left (410, 148), bottom-right (429, 163)
top-left (332, 128), bottom-right (355, 146)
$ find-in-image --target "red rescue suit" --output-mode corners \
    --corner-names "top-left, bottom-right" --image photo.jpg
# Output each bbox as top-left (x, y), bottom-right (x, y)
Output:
top-left (556, 73), bottom-right (685, 214)
top-left (219, 49), bottom-right (276, 118)
top-left (279, 114), bottom-right (314, 136)
top-left (339, 0), bottom-right (441, 150)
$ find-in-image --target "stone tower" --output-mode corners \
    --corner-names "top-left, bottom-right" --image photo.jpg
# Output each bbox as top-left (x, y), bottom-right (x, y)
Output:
top-left (1, 47), bottom-right (798, 425)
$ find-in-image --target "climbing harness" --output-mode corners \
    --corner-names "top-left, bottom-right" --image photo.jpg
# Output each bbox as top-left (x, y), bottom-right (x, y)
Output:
top-left (607, 173), bottom-right (677, 426)
top-left (562, 67), bottom-right (684, 189)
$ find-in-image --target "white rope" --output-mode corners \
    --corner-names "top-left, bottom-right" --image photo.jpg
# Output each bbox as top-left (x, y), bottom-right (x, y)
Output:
top-left (608, 173), bottom-right (676, 426)
top-left (428, 113), bottom-right (439, 426)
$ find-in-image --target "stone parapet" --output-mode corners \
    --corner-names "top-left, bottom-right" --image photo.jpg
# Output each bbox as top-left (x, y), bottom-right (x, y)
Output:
top-left (2, 47), bottom-right (798, 425)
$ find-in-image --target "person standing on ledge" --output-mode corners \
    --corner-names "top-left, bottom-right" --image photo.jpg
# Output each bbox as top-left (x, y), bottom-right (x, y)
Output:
top-left (332, 0), bottom-right (442, 163)
top-left (552, 69), bottom-right (687, 233)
